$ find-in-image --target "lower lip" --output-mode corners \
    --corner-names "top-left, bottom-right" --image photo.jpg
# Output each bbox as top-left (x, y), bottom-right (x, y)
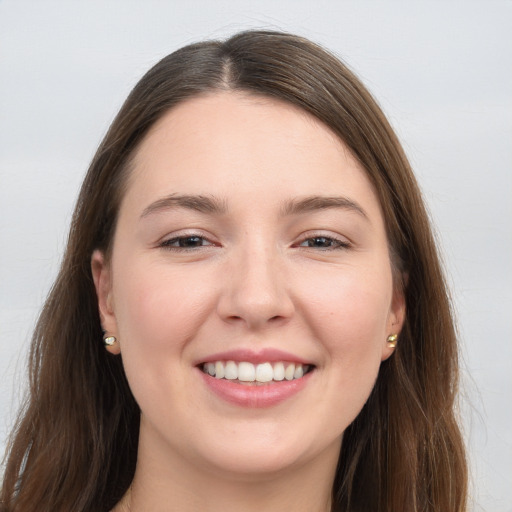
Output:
top-left (198, 369), bottom-right (313, 408)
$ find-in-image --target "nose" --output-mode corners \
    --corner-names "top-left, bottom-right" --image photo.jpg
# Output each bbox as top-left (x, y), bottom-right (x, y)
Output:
top-left (216, 246), bottom-right (295, 330)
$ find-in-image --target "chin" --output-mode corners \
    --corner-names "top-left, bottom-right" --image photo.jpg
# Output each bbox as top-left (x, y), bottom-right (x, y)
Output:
top-left (192, 425), bottom-right (341, 480)
top-left (203, 449), bottom-right (306, 479)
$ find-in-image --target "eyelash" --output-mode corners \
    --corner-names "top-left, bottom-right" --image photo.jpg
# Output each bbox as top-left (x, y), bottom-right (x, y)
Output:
top-left (295, 235), bottom-right (351, 251)
top-left (160, 234), bottom-right (215, 251)
top-left (159, 234), bottom-right (351, 252)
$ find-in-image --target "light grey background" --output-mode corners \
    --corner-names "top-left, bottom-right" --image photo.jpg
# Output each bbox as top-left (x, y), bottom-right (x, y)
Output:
top-left (1, 1), bottom-right (511, 510)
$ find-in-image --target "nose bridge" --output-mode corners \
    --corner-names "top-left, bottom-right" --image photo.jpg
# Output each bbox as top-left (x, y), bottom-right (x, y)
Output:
top-left (218, 236), bottom-right (293, 328)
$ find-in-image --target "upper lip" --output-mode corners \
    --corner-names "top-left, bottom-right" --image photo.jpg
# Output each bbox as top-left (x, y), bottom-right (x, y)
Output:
top-left (195, 348), bottom-right (314, 366)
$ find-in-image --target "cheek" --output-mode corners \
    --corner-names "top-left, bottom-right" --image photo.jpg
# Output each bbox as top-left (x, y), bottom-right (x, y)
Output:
top-left (109, 261), bottom-right (218, 425)
top-left (117, 258), bottom-right (196, 324)
top-left (302, 264), bottom-right (392, 348)
top-left (111, 260), bottom-right (215, 372)
top-left (299, 263), bottom-right (392, 408)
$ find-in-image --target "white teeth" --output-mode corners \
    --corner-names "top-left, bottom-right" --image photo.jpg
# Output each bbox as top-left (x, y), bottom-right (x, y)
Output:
top-left (202, 360), bottom-right (310, 382)
top-left (214, 361), bottom-right (225, 379)
top-left (238, 362), bottom-right (256, 382)
top-left (224, 360), bottom-right (238, 380)
top-left (284, 363), bottom-right (295, 381)
top-left (255, 362), bottom-right (273, 382)
top-left (273, 362), bottom-right (285, 381)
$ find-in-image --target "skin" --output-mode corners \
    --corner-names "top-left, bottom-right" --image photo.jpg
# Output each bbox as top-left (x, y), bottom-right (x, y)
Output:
top-left (92, 92), bottom-right (405, 512)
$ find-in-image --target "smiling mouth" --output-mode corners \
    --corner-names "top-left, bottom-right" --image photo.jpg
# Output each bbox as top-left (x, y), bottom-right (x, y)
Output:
top-left (200, 361), bottom-right (314, 384)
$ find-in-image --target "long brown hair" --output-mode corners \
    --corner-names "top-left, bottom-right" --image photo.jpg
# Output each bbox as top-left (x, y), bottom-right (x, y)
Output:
top-left (1, 30), bottom-right (467, 511)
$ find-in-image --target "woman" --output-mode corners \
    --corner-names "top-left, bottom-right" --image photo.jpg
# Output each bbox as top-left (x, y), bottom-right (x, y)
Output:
top-left (1, 31), bottom-right (467, 511)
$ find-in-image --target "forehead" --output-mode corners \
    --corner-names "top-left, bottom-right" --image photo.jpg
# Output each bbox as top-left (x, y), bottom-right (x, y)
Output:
top-left (123, 91), bottom-right (383, 221)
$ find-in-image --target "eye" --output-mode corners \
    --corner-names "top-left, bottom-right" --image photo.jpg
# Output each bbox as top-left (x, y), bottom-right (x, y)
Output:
top-left (160, 235), bottom-right (214, 250)
top-left (297, 236), bottom-right (350, 251)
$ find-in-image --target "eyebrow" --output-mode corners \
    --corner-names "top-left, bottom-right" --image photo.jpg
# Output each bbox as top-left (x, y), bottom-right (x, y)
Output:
top-left (280, 195), bottom-right (369, 220)
top-left (140, 194), bottom-right (228, 219)
top-left (140, 193), bottom-right (368, 220)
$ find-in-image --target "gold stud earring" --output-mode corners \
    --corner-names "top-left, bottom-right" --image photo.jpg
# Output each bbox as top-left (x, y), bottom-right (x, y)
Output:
top-left (387, 334), bottom-right (398, 348)
top-left (103, 335), bottom-right (117, 347)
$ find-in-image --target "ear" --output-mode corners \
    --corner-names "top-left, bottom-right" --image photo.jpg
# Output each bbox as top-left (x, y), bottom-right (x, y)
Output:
top-left (91, 250), bottom-right (120, 355)
top-left (381, 282), bottom-right (406, 361)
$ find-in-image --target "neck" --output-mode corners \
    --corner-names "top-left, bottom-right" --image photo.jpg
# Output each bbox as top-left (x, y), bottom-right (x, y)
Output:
top-left (114, 423), bottom-right (339, 512)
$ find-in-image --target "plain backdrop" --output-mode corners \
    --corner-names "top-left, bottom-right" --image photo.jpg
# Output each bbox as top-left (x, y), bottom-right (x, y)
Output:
top-left (1, 1), bottom-right (511, 510)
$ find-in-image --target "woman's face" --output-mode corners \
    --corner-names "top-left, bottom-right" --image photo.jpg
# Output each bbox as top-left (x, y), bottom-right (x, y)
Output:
top-left (93, 92), bottom-right (404, 478)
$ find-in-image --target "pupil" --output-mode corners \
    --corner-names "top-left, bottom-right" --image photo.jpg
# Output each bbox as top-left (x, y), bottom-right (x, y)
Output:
top-left (310, 237), bottom-right (330, 247)
top-left (180, 236), bottom-right (202, 247)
